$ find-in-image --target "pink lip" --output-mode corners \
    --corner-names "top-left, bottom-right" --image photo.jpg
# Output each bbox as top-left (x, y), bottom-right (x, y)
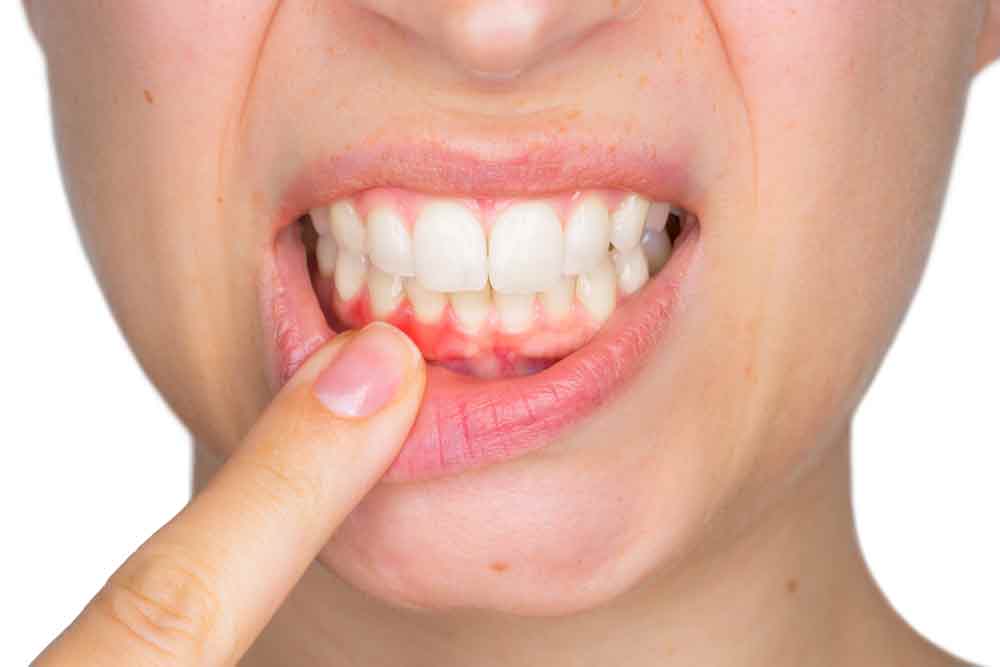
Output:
top-left (261, 142), bottom-right (701, 482)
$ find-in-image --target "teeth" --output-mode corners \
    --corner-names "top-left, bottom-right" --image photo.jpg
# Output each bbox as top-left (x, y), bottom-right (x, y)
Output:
top-left (645, 203), bottom-right (670, 233)
top-left (610, 194), bottom-right (650, 251)
top-left (330, 201), bottom-right (366, 255)
top-left (367, 206), bottom-right (415, 277)
top-left (495, 293), bottom-right (536, 334)
top-left (415, 201), bottom-right (488, 292)
top-left (316, 235), bottom-right (338, 277)
top-left (576, 257), bottom-right (617, 324)
top-left (563, 196), bottom-right (611, 276)
top-left (404, 278), bottom-right (447, 324)
top-left (612, 246), bottom-right (650, 296)
top-left (335, 251), bottom-right (368, 301)
top-left (641, 228), bottom-right (672, 275)
top-left (541, 276), bottom-right (576, 322)
top-left (450, 286), bottom-right (492, 333)
top-left (489, 203), bottom-right (563, 294)
top-left (311, 208), bottom-right (331, 236)
top-left (369, 268), bottom-right (405, 318)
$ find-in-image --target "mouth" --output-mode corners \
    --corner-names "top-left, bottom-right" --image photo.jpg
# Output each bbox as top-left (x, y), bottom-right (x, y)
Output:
top-left (262, 146), bottom-right (701, 482)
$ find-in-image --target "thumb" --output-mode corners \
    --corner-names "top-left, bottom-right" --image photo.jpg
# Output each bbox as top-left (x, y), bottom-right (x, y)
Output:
top-left (36, 322), bottom-right (425, 666)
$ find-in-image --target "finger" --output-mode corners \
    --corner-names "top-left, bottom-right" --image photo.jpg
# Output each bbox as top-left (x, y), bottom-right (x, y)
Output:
top-left (36, 323), bottom-right (425, 666)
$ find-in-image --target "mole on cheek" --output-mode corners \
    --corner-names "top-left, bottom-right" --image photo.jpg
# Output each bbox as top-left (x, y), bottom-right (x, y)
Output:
top-left (490, 561), bottom-right (510, 573)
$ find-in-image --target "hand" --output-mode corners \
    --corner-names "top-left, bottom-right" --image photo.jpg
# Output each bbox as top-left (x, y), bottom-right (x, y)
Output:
top-left (35, 323), bottom-right (426, 666)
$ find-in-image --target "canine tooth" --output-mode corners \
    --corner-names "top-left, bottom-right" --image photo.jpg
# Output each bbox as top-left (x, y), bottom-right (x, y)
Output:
top-left (495, 293), bottom-right (536, 334)
top-left (641, 228), bottom-right (672, 275)
top-left (645, 202), bottom-right (670, 232)
top-left (564, 196), bottom-right (611, 275)
top-left (316, 236), bottom-right (338, 277)
top-left (610, 194), bottom-right (650, 251)
top-left (404, 279), bottom-right (447, 323)
top-left (311, 207), bottom-right (331, 236)
top-left (335, 251), bottom-right (367, 301)
top-left (489, 202), bottom-right (563, 294)
top-left (450, 286), bottom-right (492, 333)
top-left (331, 201), bottom-right (366, 254)
top-left (576, 257), bottom-right (616, 324)
top-left (415, 201), bottom-right (488, 292)
top-left (367, 206), bottom-right (415, 276)
top-left (613, 246), bottom-right (650, 296)
top-left (369, 268), bottom-right (404, 319)
top-left (541, 276), bottom-right (575, 322)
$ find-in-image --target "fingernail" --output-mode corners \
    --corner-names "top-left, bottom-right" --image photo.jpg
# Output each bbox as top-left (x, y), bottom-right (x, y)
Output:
top-left (313, 323), bottom-right (419, 418)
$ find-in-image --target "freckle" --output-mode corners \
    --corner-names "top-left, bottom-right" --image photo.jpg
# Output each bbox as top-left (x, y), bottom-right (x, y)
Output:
top-left (566, 109), bottom-right (581, 120)
top-left (639, 74), bottom-right (649, 88)
top-left (143, 89), bottom-right (154, 105)
top-left (786, 578), bottom-right (799, 594)
top-left (490, 562), bottom-right (510, 573)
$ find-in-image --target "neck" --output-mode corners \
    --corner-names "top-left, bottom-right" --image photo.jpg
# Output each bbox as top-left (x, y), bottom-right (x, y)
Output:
top-left (194, 438), bottom-right (950, 667)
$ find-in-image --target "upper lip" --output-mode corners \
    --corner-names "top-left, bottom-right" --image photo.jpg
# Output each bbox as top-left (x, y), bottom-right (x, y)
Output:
top-left (274, 133), bottom-right (698, 237)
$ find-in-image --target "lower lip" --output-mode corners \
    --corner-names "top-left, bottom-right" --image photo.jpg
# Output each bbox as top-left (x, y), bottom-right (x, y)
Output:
top-left (262, 219), bottom-right (700, 483)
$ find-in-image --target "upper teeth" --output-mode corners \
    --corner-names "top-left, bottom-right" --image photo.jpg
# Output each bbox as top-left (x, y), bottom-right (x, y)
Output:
top-left (311, 190), bottom-right (677, 328)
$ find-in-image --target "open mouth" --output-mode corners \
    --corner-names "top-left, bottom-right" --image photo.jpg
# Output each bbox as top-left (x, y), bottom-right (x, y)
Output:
top-left (300, 189), bottom-right (689, 379)
top-left (263, 151), bottom-right (701, 482)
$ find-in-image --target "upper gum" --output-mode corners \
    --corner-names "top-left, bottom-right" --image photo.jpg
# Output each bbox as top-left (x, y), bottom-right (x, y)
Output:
top-left (338, 187), bottom-right (638, 231)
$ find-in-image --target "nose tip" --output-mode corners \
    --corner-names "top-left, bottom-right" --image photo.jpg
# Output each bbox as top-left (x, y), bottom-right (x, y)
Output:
top-left (355, 0), bottom-right (644, 80)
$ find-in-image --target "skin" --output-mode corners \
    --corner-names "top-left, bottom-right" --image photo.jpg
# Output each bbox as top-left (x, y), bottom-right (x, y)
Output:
top-left (27, 1), bottom-right (1000, 665)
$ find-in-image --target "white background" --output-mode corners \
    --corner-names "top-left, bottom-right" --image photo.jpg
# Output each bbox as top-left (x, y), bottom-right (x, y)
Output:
top-left (2, 5), bottom-right (997, 666)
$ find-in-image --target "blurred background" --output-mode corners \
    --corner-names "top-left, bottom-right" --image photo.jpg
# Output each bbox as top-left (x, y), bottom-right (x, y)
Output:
top-left (2, 5), bottom-right (997, 665)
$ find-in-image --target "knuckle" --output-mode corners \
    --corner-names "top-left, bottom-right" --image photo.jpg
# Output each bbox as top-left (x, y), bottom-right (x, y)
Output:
top-left (96, 549), bottom-right (229, 662)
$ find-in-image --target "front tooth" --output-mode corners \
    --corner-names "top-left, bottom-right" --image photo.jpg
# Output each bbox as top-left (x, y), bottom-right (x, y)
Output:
top-left (311, 207), bottom-right (331, 236)
top-left (489, 202), bottom-right (563, 294)
top-left (495, 293), bottom-right (536, 334)
top-left (404, 278), bottom-right (447, 323)
top-left (367, 206), bottom-right (415, 276)
top-left (414, 201), bottom-right (488, 292)
top-left (450, 286), bottom-right (492, 333)
top-left (335, 251), bottom-right (367, 301)
top-left (369, 268), bottom-right (404, 319)
top-left (610, 194), bottom-right (651, 251)
top-left (316, 235), bottom-right (338, 277)
top-left (541, 276), bottom-right (575, 322)
top-left (641, 228), bottom-right (672, 275)
top-left (576, 257), bottom-right (617, 324)
top-left (331, 201), bottom-right (366, 254)
top-left (563, 196), bottom-right (611, 275)
top-left (645, 202), bottom-right (670, 232)
top-left (612, 246), bottom-right (650, 296)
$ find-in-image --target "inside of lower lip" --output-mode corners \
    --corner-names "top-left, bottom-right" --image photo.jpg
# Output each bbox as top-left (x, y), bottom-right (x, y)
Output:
top-left (298, 203), bottom-right (689, 380)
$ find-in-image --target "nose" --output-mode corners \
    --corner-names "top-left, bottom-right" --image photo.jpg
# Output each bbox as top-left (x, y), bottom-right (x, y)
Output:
top-left (352, 0), bottom-right (644, 80)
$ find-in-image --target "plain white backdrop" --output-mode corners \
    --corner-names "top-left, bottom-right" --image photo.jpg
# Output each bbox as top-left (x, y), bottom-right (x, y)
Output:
top-left (2, 5), bottom-right (997, 666)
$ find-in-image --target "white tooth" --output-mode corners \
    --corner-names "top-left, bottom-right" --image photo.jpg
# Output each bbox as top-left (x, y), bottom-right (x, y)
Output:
top-left (330, 201), bottom-right (366, 254)
top-left (645, 202), bottom-right (670, 232)
top-left (489, 202), bottom-right (563, 294)
top-left (335, 251), bottom-right (367, 301)
top-left (541, 276), bottom-right (575, 322)
top-left (612, 246), bottom-right (650, 296)
top-left (495, 293), bottom-right (536, 334)
top-left (576, 257), bottom-right (616, 324)
top-left (641, 228), bottom-right (672, 275)
top-left (316, 235), bottom-right (338, 277)
top-left (414, 201), bottom-right (488, 292)
top-left (311, 207), bottom-right (331, 236)
top-left (404, 278), bottom-right (447, 324)
top-left (369, 268), bottom-right (404, 318)
top-left (563, 196), bottom-right (611, 276)
top-left (610, 194), bottom-right (651, 251)
top-left (367, 206), bottom-right (415, 276)
top-left (450, 286), bottom-right (492, 333)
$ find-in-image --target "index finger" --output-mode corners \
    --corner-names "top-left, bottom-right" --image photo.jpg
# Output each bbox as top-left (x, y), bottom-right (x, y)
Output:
top-left (36, 324), bottom-right (425, 666)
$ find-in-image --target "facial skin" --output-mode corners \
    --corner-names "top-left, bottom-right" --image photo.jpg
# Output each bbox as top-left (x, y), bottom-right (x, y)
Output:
top-left (27, 1), bottom-right (1000, 664)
